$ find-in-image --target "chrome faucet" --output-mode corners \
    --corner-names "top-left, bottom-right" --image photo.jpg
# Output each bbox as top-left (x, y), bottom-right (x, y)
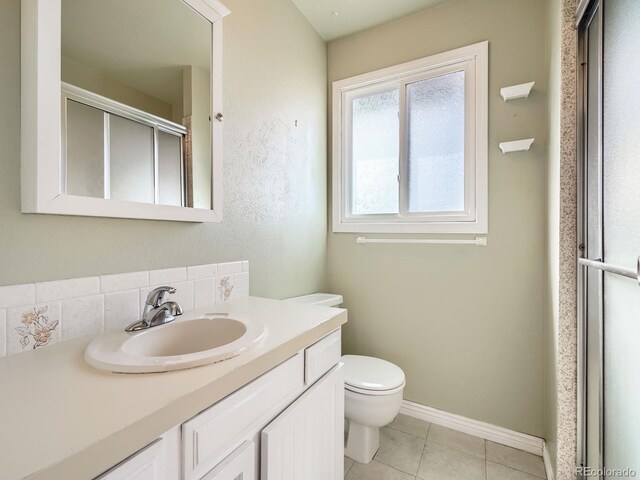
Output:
top-left (125, 286), bottom-right (184, 332)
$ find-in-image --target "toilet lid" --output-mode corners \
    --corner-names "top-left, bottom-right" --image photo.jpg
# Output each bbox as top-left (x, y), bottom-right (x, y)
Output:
top-left (342, 355), bottom-right (405, 392)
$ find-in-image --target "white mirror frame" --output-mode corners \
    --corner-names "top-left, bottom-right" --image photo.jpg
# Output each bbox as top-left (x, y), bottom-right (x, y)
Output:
top-left (21, 0), bottom-right (229, 222)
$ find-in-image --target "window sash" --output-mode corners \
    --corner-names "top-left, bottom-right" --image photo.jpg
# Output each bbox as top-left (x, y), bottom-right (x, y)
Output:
top-left (343, 60), bottom-right (476, 223)
top-left (332, 41), bottom-right (488, 234)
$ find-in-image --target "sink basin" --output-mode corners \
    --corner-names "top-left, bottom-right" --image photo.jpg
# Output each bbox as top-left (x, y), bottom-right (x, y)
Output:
top-left (85, 316), bottom-right (266, 373)
top-left (122, 318), bottom-right (248, 357)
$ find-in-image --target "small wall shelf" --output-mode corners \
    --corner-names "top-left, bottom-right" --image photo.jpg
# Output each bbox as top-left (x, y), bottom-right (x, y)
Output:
top-left (500, 81), bottom-right (535, 101)
top-left (499, 138), bottom-right (535, 154)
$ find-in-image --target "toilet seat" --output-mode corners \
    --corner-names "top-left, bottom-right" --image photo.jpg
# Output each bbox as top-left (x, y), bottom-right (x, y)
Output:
top-left (345, 382), bottom-right (406, 396)
top-left (342, 355), bottom-right (405, 396)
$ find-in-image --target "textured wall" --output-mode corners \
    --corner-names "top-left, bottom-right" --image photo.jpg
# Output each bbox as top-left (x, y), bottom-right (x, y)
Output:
top-left (555, 0), bottom-right (578, 477)
top-left (0, 0), bottom-right (328, 300)
top-left (327, 0), bottom-right (549, 437)
top-left (546, 0), bottom-right (578, 477)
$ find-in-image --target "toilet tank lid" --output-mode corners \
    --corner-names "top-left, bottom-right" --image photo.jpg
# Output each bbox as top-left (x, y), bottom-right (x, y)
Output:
top-left (342, 355), bottom-right (405, 391)
top-left (286, 293), bottom-right (343, 307)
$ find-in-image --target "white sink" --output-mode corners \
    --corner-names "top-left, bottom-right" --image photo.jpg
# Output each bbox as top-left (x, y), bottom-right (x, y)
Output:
top-left (85, 316), bottom-right (266, 373)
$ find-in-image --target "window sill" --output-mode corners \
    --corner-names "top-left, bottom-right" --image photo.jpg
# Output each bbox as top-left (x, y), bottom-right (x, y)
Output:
top-left (332, 220), bottom-right (488, 234)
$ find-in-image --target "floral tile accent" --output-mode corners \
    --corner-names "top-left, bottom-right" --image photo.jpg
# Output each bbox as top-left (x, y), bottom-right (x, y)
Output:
top-left (7, 303), bottom-right (61, 355)
top-left (216, 275), bottom-right (234, 303)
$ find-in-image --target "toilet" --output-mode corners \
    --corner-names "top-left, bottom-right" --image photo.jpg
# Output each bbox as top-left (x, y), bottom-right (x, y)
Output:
top-left (342, 355), bottom-right (405, 463)
top-left (286, 293), bottom-right (406, 464)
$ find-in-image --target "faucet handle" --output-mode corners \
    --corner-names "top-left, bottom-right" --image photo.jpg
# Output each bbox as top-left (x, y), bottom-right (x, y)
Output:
top-left (145, 286), bottom-right (176, 308)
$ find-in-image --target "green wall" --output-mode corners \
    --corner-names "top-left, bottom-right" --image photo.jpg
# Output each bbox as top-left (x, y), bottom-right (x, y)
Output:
top-left (327, 0), bottom-right (549, 437)
top-left (0, 0), bottom-right (328, 299)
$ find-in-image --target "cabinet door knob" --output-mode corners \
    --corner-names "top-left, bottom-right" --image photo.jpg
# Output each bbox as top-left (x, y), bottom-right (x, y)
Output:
top-left (215, 113), bottom-right (224, 122)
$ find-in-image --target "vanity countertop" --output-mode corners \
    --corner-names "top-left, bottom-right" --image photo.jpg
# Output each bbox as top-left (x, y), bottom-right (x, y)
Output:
top-left (0, 296), bottom-right (347, 480)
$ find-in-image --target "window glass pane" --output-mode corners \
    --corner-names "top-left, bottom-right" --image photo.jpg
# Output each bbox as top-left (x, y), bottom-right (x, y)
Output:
top-left (109, 115), bottom-right (155, 204)
top-left (66, 100), bottom-right (104, 198)
top-left (407, 71), bottom-right (465, 213)
top-left (157, 131), bottom-right (183, 207)
top-left (351, 89), bottom-right (399, 215)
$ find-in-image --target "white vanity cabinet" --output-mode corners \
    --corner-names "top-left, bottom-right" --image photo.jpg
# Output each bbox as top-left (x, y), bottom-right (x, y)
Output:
top-left (200, 442), bottom-right (255, 480)
top-left (96, 441), bottom-right (166, 480)
top-left (97, 426), bottom-right (181, 480)
top-left (96, 329), bottom-right (343, 480)
top-left (261, 363), bottom-right (344, 480)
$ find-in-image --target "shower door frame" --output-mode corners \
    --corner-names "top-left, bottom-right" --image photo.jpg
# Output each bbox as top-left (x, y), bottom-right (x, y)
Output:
top-left (576, 0), bottom-right (603, 476)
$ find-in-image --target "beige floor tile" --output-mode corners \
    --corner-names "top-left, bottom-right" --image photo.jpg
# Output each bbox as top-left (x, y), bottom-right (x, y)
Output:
top-left (487, 461), bottom-right (544, 480)
top-left (486, 442), bottom-right (546, 478)
top-left (388, 414), bottom-right (431, 438)
top-left (417, 442), bottom-right (485, 480)
top-left (344, 456), bottom-right (355, 478)
top-left (345, 459), bottom-right (416, 480)
top-left (426, 425), bottom-right (486, 458)
top-left (374, 426), bottom-right (426, 475)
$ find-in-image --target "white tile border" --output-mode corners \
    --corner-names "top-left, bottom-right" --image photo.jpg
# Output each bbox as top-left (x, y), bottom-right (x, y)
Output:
top-left (187, 264), bottom-right (218, 281)
top-left (36, 277), bottom-right (100, 303)
top-left (217, 261), bottom-right (243, 275)
top-left (0, 260), bottom-right (249, 359)
top-left (60, 295), bottom-right (105, 342)
top-left (148, 267), bottom-right (188, 286)
top-left (0, 284), bottom-right (36, 309)
top-left (399, 400), bottom-right (544, 457)
top-left (100, 271), bottom-right (149, 293)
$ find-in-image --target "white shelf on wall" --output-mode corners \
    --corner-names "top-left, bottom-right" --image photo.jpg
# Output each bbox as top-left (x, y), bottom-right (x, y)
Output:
top-left (499, 138), bottom-right (535, 154)
top-left (500, 81), bottom-right (535, 101)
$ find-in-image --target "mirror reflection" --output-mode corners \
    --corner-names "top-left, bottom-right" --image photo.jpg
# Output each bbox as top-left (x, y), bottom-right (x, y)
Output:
top-left (61, 0), bottom-right (213, 209)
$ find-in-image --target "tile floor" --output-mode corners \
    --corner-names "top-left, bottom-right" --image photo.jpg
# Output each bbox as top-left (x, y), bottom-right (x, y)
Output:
top-left (344, 414), bottom-right (547, 480)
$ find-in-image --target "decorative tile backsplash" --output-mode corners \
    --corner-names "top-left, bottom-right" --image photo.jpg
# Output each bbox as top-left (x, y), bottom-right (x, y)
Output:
top-left (0, 261), bottom-right (250, 358)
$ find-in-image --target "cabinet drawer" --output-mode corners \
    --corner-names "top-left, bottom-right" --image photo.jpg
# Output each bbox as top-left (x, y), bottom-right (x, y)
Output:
top-left (182, 354), bottom-right (304, 480)
top-left (304, 329), bottom-right (341, 385)
top-left (201, 441), bottom-right (255, 480)
top-left (96, 439), bottom-right (164, 480)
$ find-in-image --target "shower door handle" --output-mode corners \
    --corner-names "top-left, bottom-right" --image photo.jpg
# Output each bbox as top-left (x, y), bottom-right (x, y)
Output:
top-left (578, 256), bottom-right (640, 286)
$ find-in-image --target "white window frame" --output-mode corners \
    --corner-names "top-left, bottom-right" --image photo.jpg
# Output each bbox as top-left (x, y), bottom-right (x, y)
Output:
top-left (332, 41), bottom-right (488, 234)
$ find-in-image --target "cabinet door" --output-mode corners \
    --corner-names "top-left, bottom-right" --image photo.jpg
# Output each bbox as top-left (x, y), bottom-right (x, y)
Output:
top-left (200, 441), bottom-right (254, 480)
top-left (261, 363), bottom-right (344, 480)
top-left (97, 440), bottom-right (165, 480)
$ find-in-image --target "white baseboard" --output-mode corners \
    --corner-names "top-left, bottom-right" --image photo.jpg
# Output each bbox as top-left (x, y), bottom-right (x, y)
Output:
top-left (399, 400), bottom-right (544, 456)
top-left (543, 442), bottom-right (555, 480)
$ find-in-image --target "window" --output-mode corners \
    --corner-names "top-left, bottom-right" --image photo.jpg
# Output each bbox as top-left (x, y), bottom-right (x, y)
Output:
top-left (332, 42), bottom-right (488, 233)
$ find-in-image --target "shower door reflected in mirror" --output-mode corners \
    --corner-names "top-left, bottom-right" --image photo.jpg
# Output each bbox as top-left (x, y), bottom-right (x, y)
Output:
top-left (61, 0), bottom-right (213, 209)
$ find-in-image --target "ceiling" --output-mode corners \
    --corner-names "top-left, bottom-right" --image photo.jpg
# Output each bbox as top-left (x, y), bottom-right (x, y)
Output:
top-left (291, 0), bottom-right (453, 41)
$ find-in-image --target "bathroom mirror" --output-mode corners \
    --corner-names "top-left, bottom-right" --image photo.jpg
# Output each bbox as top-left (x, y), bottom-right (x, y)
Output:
top-left (21, 0), bottom-right (229, 222)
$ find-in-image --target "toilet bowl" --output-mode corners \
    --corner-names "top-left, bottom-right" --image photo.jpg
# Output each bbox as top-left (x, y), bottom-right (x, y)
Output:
top-left (342, 354), bottom-right (405, 464)
top-left (284, 293), bottom-right (406, 464)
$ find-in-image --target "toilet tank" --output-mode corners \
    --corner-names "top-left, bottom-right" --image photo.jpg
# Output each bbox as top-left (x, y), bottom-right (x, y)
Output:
top-left (286, 293), bottom-right (343, 307)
